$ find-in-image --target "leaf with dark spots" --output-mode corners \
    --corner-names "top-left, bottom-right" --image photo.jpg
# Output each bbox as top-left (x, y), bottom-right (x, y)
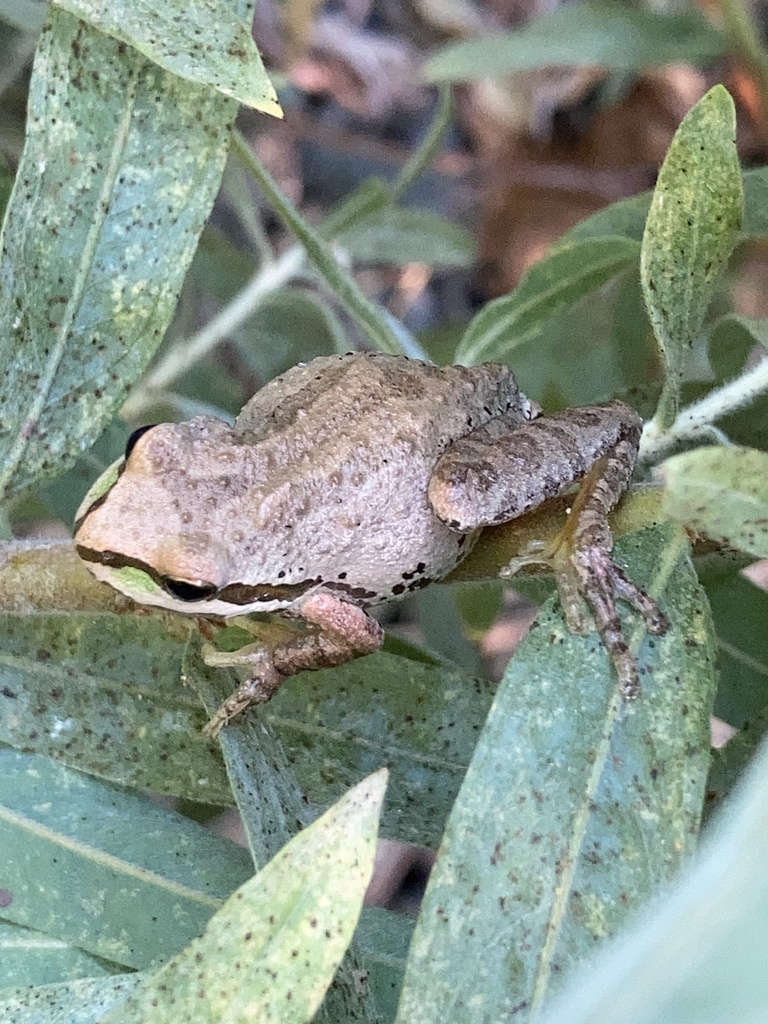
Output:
top-left (0, 7), bottom-right (242, 500)
top-left (395, 525), bottom-right (716, 1022)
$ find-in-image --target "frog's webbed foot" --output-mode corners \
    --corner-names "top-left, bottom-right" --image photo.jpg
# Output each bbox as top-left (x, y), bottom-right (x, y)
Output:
top-left (560, 532), bottom-right (667, 699)
top-left (503, 452), bottom-right (668, 698)
top-left (201, 592), bottom-right (384, 737)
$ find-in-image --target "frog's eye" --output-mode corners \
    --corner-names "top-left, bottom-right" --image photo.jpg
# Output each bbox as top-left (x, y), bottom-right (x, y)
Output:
top-left (124, 424), bottom-right (158, 460)
top-left (161, 578), bottom-right (218, 602)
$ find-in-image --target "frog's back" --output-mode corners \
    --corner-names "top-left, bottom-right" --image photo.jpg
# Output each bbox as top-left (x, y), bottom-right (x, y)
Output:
top-left (232, 354), bottom-right (528, 605)
top-left (236, 353), bottom-right (522, 456)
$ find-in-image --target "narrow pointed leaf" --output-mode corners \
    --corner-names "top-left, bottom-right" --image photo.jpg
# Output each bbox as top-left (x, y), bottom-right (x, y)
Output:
top-left (537, 732), bottom-right (768, 1024)
top-left (395, 525), bottom-right (716, 1023)
top-left (567, 167), bottom-right (768, 246)
top-left (425, 2), bottom-right (723, 81)
top-left (0, 975), bottom-right (145, 1024)
top-left (51, 0), bottom-right (281, 114)
top-left (0, 8), bottom-right (237, 500)
top-left (700, 561), bottom-right (768, 727)
top-left (100, 771), bottom-right (387, 1024)
top-left (0, 611), bottom-right (234, 805)
top-left (336, 208), bottom-right (476, 268)
top-left (0, 752), bottom-right (253, 968)
top-left (455, 236), bottom-right (639, 365)
top-left (707, 314), bottom-right (768, 379)
top-left (354, 909), bottom-right (413, 1024)
top-left (706, 708), bottom-right (768, 818)
top-left (191, 652), bottom-right (383, 1023)
top-left (0, 543), bottom-right (492, 845)
top-left (233, 134), bottom-right (409, 356)
top-left (0, 920), bottom-right (123, 988)
top-left (640, 85), bottom-right (742, 426)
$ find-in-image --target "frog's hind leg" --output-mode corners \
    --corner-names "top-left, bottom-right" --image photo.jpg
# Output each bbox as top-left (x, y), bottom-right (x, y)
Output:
top-left (429, 402), bottom-right (668, 697)
top-left (429, 402), bottom-right (642, 530)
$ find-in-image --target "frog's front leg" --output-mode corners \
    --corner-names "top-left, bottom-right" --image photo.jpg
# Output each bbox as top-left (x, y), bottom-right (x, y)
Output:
top-left (428, 401), bottom-right (668, 698)
top-left (202, 592), bottom-right (384, 737)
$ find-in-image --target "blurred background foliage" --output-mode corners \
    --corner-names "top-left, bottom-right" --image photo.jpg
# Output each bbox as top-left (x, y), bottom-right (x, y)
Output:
top-left (2, 1), bottom-right (768, 1021)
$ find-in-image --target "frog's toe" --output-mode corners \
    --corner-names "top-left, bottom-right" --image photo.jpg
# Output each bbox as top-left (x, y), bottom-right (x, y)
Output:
top-left (601, 560), bottom-right (669, 635)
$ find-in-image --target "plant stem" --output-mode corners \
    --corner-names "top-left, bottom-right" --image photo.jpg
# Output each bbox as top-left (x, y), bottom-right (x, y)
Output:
top-left (121, 246), bottom-right (305, 419)
top-left (390, 83), bottom-right (453, 203)
top-left (126, 106), bottom-right (445, 420)
top-left (232, 130), bottom-right (407, 355)
top-left (639, 355), bottom-right (768, 461)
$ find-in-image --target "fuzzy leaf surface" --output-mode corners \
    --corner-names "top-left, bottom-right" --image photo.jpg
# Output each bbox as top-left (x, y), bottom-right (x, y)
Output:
top-left (396, 525), bottom-right (716, 1023)
top-left (538, 732), bottom-right (768, 1024)
top-left (52, 0), bottom-right (281, 112)
top-left (640, 85), bottom-right (742, 425)
top-left (99, 772), bottom-right (386, 1024)
top-left (661, 445), bottom-right (768, 559)
top-left (0, 752), bottom-right (253, 969)
top-left (0, 8), bottom-right (237, 499)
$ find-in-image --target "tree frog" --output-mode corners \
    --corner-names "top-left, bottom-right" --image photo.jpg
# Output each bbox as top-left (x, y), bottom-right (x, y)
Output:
top-left (74, 353), bottom-right (666, 736)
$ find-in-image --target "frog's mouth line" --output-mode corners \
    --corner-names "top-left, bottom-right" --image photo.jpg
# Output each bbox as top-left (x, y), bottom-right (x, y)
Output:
top-left (76, 544), bottom-right (322, 606)
top-left (75, 545), bottom-right (379, 606)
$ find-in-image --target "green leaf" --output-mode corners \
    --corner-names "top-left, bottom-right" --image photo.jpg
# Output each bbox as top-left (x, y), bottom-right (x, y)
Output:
top-left (424, 2), bottom-right (724, 82)
top-left (640, 85), bottom-right (743, 427)
top-left (0, 9), bottom-right (236, 501)
top-left (336, 208), bottom-right (476, 268)
top-left (0, 150), bottom-right (14, 224)
top-left (661, 445), bottom-right (768, 558)
top-left (0, 612), bottom-right (234, 805)
top-left (700, 561), bottom-right (768, 728)
top-left (453, 580), bottom-right (504, 636)
top-left (0, 593), bottom-right (491, 846)
top-left (0, 920), bottom-right (124, 989)
top-left (0, 974), bottom-right (145, 1024)
top-left (320, 179), bottom-right (392, 239)
top-left (470, 268), bottom-right (650, 408)
top-left (51, 0), bottom-right (281, 113)
top-left (0, 0), bottom-right (47, 33)
top-left (455, 236), bottom-right (640, 365)
top-left (265, 650), bottom-right (494, 848)
top-left (537, 731), bottom-right (768, 1024)
top-left (232, 132), bottom-right (414, 357)
top-left (191, 651), bottom-right (383, 1023)
top-left (413, 585), bottom-right (483, 674)
top-left (705, 709), bottom-right (767, 819)
top-left (39, 419), bottom-right (130, 528)
top-left (567, 193), bottom-right (651, 246)
top-left (707, 313), bottom-right (767, 380)
top-left (395, 525), bottom-right (716, 1022)
top-left (190, 648), bottom-right (314, 867)
top-left (741, 165), bottom-right (768, 239)
top-left (354, 909), bottom-right (414, 1024)
top-left (99, 771), bottom-right (386, 1024)
top-left (0, 751), bottom-right (253, 968)
top-left (567, 167), bottom-right (768, 248)
top-left (720, 388), bottom-right (768, 454)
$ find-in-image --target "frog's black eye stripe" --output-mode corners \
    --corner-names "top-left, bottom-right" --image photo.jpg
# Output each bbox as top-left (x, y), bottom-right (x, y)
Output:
top-left (161, 578), bottom-right (218, 602)
top-left (124, 424), bottom-right (158, 460)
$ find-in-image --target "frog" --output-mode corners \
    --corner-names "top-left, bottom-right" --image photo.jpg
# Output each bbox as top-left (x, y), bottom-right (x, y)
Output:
top-left (74, 352), bottom-right (666, 736)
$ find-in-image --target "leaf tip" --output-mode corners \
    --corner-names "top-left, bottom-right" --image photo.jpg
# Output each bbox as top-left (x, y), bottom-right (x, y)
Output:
top-left (252, 93), bottom-right (284, 118)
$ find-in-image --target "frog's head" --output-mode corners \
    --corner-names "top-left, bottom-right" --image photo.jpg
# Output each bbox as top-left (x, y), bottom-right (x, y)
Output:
top-left (74, 421), bottom-right (315, 617)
